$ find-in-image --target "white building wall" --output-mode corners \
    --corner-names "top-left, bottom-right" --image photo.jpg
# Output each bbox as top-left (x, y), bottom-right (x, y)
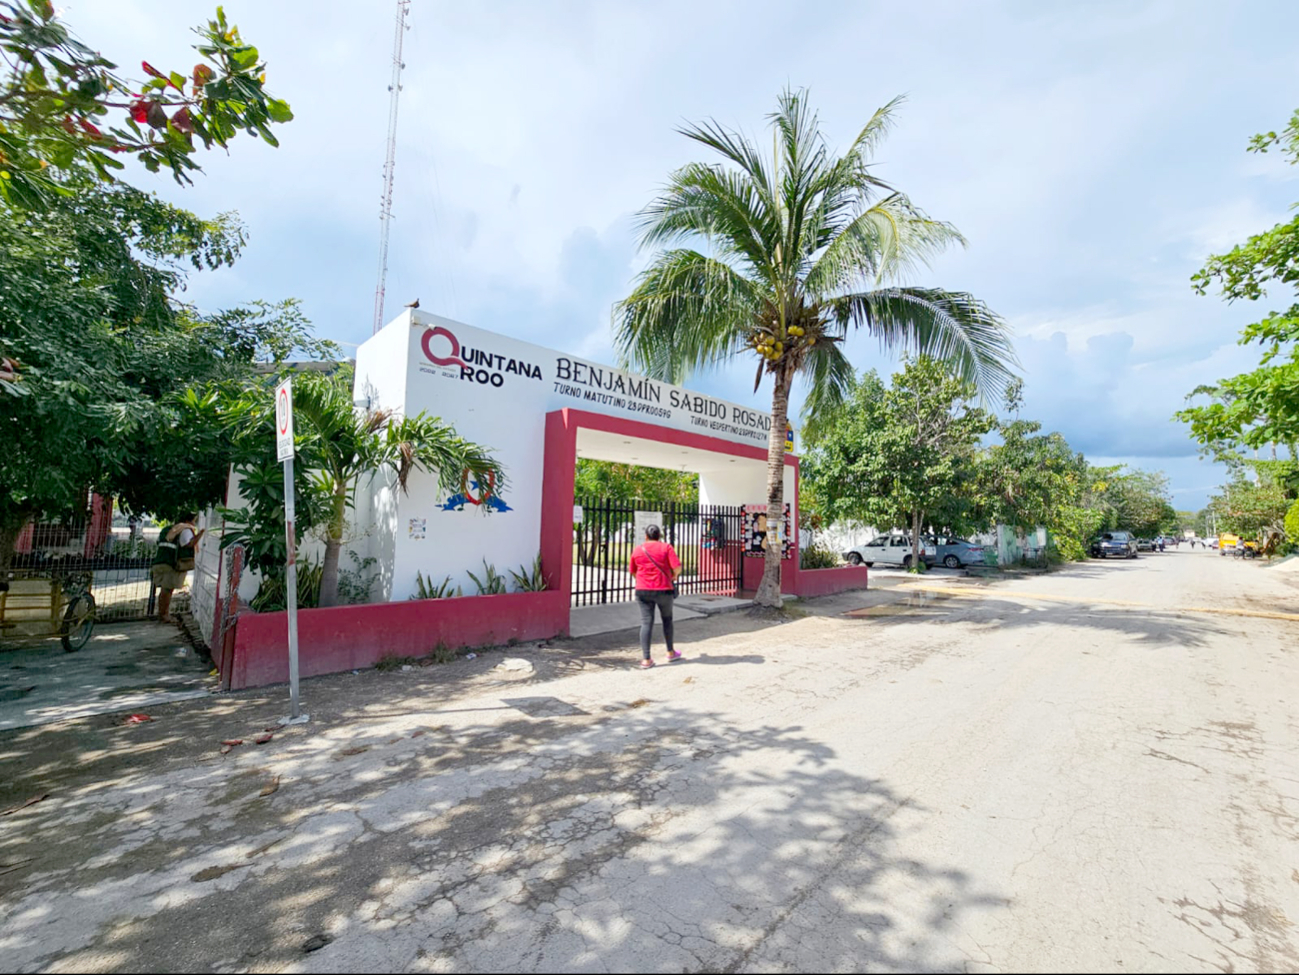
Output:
top-left (358, 311), bottom-right (787, 600)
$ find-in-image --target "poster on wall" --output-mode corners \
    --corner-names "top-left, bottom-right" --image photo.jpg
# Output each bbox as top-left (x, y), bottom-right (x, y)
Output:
top-left (743, 504), bottom-right (792, 560)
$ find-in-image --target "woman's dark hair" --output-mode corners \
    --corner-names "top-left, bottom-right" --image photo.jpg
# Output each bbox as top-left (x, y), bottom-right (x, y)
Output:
top-left (645, 524), bottom-right (662, 541)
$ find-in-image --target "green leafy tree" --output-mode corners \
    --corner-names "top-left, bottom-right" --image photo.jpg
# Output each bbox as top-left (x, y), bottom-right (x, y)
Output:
top-left (803, 357), bottom-right (994, 570)
top-left (1096, 468), bottom-right (1177, 538)
top-left (0, 182), bottom-right (322, 568)
top-left (222, 369), bottom-right (504, 608)
top-left (977, 384), bottom-right (1098, 560)
top-left (573, 460), bottom-right (698, 504)
top-left (0, 2), bottom-right (292, 209)
top-left (1177, 109), bottom-right (1299, 459)
top-left (1208, 469), bottom-right (1292, 543)
top-left (614, 90), bottom-right (1016, 605)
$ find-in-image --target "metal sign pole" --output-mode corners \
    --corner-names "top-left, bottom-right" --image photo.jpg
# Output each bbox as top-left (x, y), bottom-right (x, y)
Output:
top-left (275, 378), bottom-right (308, 726)
top-left (284, 455), bottom-right (302, 721)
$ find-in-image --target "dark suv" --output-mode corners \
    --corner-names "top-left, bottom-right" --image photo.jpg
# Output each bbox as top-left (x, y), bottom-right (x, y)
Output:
top-left (1090, 531), bottom-right (1138, 559)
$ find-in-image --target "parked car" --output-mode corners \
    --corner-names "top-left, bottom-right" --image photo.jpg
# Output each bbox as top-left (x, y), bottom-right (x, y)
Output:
top-left (1090, 531), bottom-right (1138, 559)
top-left (844, 535), bottom-right (937, 569)
top-left (1136, 538), bottom-right (1154, 552)
top-left (924, 535), bottom-right (987, 568)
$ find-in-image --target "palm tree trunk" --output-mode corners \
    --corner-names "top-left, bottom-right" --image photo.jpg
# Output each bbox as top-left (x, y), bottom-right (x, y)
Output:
top-left (911, 509), bottom-right (924, 571)
top-left (755, 370), bottom-right (791, 608)
top-left (318, 484), bottom-right (348, 608)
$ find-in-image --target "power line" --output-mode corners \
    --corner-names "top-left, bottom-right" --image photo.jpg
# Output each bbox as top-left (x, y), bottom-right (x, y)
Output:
top-left (372, 0), bottom-right (411, 335)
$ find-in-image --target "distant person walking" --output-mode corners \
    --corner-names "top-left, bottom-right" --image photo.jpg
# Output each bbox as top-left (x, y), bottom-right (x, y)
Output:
top-left (628, 524), bottom-right (682, 669)
top-left (151, 514), bottom-right (205, 624)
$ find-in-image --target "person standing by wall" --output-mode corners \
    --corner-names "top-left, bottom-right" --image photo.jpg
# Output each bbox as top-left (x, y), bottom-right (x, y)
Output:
top-left (628, 524), bottom-right (682, 669)
top-left (151, 513), bottom-right (205, 624)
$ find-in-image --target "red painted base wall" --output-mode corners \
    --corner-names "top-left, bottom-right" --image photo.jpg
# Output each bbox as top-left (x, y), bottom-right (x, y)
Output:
top-left (793, 565), bottom-right (869, 597)
top-left (228, 590), bottom-right (569, 690)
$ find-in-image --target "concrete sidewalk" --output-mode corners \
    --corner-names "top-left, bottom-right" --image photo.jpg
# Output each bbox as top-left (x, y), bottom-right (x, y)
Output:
top-left (568, 591), bottom-right (756, 638)
top-left (0, 621), bottom-right (215, 731)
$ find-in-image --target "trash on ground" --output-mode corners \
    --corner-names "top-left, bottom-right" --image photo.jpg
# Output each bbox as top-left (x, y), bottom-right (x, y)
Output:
top-left (259, 775), bottom-right (281, 797)
top-left (465, 652), bottom-right (477, 660)
top-left (495, 657), bottom-right (534, 674)
top-left (124, 713), bottom-right (153, 724)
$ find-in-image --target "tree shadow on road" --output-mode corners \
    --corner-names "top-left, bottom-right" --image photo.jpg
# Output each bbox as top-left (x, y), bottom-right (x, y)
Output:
top-left (857, 592), bottom-right (1229, 649)
top-left (0, 703), bottom-right (1006, 973)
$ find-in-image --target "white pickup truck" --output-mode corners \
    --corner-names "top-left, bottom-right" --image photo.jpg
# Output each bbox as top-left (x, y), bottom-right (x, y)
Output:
top-left (843, 535), bottom-right (937, 570)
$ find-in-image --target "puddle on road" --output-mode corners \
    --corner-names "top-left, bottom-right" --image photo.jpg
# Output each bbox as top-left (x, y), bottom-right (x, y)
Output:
top-left (843, 591), bottom-right (957, 619)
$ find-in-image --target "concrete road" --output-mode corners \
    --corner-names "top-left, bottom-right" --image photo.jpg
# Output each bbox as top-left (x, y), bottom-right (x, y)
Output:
top-left (1, 550), bottom-right (1297, 972)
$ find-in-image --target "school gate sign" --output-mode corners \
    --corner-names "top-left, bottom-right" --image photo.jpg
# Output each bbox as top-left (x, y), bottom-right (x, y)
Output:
top-left (351, 310), bottom-right (799, 603)
top-left (216, 310), bottom-right (868, 691)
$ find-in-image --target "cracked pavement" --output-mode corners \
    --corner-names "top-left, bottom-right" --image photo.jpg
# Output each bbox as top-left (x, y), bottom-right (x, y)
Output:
top-left (2, 550), bottom-right (1298, 972)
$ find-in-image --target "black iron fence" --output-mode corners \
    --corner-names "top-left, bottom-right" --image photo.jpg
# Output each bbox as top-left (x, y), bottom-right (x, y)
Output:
top-left (572, 498), bottom-right (744, 606)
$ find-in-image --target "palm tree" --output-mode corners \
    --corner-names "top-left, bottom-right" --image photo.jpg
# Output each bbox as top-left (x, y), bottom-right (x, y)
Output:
top-left (290, 370), bottom-right (502, 607)
top-left (614, 89), bottom-right (1017, 606)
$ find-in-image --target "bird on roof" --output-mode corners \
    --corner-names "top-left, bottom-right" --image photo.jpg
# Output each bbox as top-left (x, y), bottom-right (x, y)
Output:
top-left (405, 298), bottom-right (420, 309)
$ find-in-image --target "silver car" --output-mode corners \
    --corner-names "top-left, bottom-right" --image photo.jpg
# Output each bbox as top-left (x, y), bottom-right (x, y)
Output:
top-left (927, 535), bottom-right (987, 568)
top-left (843, 535), bottom-right (937, 570)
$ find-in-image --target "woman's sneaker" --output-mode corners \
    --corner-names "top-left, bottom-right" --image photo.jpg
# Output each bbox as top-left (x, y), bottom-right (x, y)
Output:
top-left (667, 650), bottom-right (683, 662)
top-left (640, 659), bottom-right (655, 669)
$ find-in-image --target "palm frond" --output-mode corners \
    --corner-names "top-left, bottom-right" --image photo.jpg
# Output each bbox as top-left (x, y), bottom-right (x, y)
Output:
top-left (805, 194), bottom-right (966, 295)
top-left (613, 249), bottom-right (762, 383)
top-left (796, 339), bottom-right (856, 441)
top-left (678, 116), bottom-right (777, 211)
top-left (637, 163), bottom-right (777, 278)
top-left (828, 287), bottom-right (1018, 397)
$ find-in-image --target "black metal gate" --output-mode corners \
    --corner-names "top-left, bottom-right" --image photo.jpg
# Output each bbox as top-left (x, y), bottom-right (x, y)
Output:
top-left (572, 498), bottom-right (744, 606)
top-left (4, 499), bottom-right (160, 625)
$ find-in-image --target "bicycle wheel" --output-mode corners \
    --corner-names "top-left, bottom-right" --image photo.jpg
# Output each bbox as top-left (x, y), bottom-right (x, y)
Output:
top-left (60, 592), bottom-right (96, 652)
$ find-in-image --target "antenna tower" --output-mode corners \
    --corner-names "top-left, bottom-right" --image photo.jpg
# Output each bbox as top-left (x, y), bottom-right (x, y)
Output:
top-left (372, 0), bottom-right (411, 334)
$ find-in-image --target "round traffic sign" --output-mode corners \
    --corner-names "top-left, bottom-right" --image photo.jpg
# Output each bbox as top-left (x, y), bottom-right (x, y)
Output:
top-left (277, 387), bottom-right (290, 434)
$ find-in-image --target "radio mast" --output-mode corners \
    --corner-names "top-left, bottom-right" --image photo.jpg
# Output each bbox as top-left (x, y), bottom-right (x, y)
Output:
top-left (372, 0), bottom-right (411, 334)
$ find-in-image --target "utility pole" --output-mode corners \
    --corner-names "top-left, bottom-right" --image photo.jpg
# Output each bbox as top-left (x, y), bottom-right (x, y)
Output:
top-left (372, 0), bottom-right (411, 335)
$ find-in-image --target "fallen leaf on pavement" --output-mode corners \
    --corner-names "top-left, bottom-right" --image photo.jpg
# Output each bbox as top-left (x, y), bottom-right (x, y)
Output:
top-left (253, 732), bottom-right (274, 745)
top-left (125, 713), bottom-right (153, 724)
top-left (191, 863), bottom-right (245, 882)
top-left (221, 739), bottom-right (244, 747)
top-left (336, 746), bottom-right (369, 757)
top-left (1, 794), bottom-right (48, 816)
top-left (220, 745), bottom-right (234, 755)
top-left (259, 775), bottom-right (280, 797)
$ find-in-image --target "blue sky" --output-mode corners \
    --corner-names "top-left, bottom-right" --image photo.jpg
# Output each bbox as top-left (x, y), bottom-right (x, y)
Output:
top-left (78, 1), bottom-right (1299, 509)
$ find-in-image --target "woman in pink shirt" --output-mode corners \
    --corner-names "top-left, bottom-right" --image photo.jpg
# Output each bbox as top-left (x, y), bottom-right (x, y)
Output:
top-left (628, 524), bottom-right (683, 669)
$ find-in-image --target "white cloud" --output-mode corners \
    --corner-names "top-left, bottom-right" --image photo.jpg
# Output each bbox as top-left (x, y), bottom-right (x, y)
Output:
top-left (60, 0), bottom-right (1299, 508)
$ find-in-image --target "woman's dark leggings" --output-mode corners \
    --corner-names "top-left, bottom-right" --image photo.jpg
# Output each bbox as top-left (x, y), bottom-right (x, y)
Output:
top-left (635, 589), bottom-right (674, 660)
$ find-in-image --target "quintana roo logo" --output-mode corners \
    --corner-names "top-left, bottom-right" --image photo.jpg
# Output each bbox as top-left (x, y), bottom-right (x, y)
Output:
top-left (421, 325), bottom-right (466, 369)
top-left (441, 469), bottom-right (512, 513)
